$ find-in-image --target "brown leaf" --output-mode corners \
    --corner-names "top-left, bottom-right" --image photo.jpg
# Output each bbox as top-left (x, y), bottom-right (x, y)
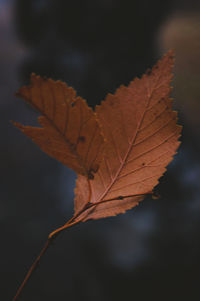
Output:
top-left (74, 51), bottom-right (182, 221)
top-left (14, 74), bottom-right (104, 178)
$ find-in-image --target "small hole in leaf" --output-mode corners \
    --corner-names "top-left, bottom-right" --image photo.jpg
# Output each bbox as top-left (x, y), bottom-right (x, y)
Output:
top-left (78, 136), bottom-right (86, 143)
top-left (88, 173), bottom-right (94, 180)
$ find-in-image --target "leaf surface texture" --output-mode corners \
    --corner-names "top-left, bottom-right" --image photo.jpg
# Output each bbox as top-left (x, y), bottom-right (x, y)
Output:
top-left (74, 51), bottom-right (181, 221)
top-left (15, 74), bottom-right (104, 177)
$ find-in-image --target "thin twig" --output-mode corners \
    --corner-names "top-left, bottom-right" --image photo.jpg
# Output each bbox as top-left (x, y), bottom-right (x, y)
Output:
top-left (12, 191), bottom-right (152, 301)
top-left (12, 219), bottom-right (80, 301)
top-left (12, 239), bottom-right (51, 301)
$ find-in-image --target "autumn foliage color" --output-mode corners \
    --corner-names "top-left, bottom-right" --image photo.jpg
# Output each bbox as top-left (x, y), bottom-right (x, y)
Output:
top-left (13, 50), bottom-right (181, 300)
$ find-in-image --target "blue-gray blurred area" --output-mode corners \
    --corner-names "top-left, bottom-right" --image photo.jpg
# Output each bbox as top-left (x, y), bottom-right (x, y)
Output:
top-left (1, 0), bottom-right (200, 300)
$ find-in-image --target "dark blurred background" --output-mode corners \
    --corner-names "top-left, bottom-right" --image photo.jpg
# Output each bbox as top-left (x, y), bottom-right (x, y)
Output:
top-left (1, 0), bottom-right (200, 300)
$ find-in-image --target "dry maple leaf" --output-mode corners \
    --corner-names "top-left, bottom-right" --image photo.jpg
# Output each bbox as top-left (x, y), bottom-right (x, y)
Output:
top-left (14, 74), bottom-right (104, 178)
top-left (74, 50), bottom-right (182, 222)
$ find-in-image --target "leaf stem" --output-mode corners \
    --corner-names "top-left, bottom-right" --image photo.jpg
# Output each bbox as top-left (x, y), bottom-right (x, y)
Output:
top-left (51, 191), bottom-right (152, 237)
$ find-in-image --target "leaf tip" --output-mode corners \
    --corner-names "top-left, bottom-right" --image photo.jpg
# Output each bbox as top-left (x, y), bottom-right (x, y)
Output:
top-left (15, 87), bottom-right (24, 98)
top-left (11, 120), bottom-right (25, 131)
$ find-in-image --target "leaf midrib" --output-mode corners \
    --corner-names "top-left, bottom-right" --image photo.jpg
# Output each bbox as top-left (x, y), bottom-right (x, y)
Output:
top-left (94, 79), bottom-right (161, 203)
